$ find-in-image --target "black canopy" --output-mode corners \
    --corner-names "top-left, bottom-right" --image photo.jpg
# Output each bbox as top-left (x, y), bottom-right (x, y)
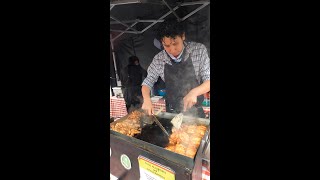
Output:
top-left (110, 0), bottom-right (211, 88)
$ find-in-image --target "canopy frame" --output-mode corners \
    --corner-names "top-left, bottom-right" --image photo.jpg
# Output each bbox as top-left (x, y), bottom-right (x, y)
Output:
top-left (109, 0), bottom-right (210, 86)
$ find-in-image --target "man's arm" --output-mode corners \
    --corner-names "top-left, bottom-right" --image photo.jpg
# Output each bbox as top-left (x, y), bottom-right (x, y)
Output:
top-left (190, 80), bottom-right (210, 97)
top-left (183, 44), bottom-right (210, 111)
top-left (141, 55), bottom-right (162, 115)
top-left (183, 80), bottom-right (210, 111)
top-left (141, 85), bottom-right (151, 100)
top-left (141, 85), bottom-right (153, 115)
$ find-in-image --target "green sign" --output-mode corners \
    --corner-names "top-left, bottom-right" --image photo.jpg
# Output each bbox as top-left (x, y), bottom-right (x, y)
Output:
top-left (120, 154), bottom-right (132, 170)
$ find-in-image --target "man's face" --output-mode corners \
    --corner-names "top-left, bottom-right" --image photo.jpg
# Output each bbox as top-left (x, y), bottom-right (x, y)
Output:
top-left (161, 34), bottom-right (185, 58)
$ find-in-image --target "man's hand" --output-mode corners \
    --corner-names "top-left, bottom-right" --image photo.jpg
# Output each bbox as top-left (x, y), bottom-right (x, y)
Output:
top-left (141, 85), bottom-right (154, 115)
top-left (142, 98), bottom-right (154, 115)
top-left (183, 90), bottom-right (198, 112)
top-left (183, 80), bottom-right (210, 112)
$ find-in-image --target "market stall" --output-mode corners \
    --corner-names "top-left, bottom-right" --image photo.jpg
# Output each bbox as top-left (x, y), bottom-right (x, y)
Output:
top-left (109, 0), bottom-right (211, 179)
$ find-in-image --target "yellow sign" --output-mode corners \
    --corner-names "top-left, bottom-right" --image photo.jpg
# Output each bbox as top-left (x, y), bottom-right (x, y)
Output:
top-left (138, 155), bottom-right (175, 180)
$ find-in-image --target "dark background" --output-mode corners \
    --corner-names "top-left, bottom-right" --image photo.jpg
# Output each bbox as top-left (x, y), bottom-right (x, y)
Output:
top-left (1, 0), bottom-right (318, 180)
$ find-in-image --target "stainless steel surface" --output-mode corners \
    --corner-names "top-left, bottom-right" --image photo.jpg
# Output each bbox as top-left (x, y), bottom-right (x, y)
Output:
top-left (202, 127), bottom-right (210, 155)
top-left (151, 114), bottom-right (170, 137)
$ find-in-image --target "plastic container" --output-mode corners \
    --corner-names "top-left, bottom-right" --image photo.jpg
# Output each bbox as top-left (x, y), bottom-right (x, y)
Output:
top-left (202, 99), bottom-right (210, 107)
top-left (158, 89), bottom-right (166, 96)
top-left (112, 87), bottom-right (123, 98)
top-left (151, 96), bottom-right (162, 102)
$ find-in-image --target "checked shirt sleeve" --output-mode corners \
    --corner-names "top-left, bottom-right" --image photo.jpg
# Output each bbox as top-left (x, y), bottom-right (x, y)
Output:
top-left (198, 44), bottom-right (210, 82)
top-left (142, 55), bottom-right (162, 89)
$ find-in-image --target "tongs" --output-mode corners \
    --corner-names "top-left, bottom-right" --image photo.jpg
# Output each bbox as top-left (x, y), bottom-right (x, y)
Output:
top-left (151, 114), bottom-right (170, 137)
top-left (151, 107), bottom-right (170, 137)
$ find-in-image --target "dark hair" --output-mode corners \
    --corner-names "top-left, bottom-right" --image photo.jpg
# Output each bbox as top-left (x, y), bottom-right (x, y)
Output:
top-left (156, 18), bottom-right (185, 41)
top-left (128, 56), bottom-right (139, 65)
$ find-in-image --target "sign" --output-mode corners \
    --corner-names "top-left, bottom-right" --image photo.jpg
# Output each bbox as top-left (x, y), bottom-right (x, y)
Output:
top-left (120, 154), bottom-right (132, 170)
top-left (138, 155), bottom-right (175, 180)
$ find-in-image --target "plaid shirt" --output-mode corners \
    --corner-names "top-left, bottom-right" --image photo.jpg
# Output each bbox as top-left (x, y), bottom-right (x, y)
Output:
top-left (142, 41), bottom-right (210, 89)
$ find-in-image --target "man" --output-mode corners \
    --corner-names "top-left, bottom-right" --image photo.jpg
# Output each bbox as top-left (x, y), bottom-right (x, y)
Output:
top-left (120, 56), bottom-right (147, 113)
top-left (141, 19), bottom-right (210, 118)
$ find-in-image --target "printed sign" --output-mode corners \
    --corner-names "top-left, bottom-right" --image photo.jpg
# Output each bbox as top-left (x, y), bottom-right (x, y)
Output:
top-left (138, 155), bottom-right (175, 180)
top-left (120, 154), bottom-right (132, 170)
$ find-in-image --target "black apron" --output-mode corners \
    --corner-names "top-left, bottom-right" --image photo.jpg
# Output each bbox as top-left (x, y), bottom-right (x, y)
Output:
top-left (164, 51), bottom-right (205, 118)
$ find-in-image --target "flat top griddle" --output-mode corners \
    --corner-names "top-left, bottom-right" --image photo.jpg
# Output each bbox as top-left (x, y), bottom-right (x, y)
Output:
top-left (110, 112), bottom-right (210, 166)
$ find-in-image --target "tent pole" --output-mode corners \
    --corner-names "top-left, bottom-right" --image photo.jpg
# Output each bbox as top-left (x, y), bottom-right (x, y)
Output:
top-left (180, 2), bottom-right (210, 21)
top-left (140, 5), bottom-right (180, 33)
top-left (110, 29), bottom-right (140, 34)
top-left (110, 19), bottom-right (164, 25)
top-left (110, 34), bottom-right (121, 86)
top-left (112, 22), bottom-right (138, 42)
top-left (161, 0), bottom-right (180, 21)
top-left (112, 0), bottom-right (210, 35)
top-left (110, 16), bottom-right (138, 32)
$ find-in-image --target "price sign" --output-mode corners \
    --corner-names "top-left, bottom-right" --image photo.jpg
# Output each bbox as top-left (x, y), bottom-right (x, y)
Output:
top-left (138, 155), bottom-right (175, 180)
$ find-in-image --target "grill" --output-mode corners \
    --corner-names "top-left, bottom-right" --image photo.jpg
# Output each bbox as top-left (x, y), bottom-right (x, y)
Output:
top-left (110, 112), bottom-right (210, 180)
